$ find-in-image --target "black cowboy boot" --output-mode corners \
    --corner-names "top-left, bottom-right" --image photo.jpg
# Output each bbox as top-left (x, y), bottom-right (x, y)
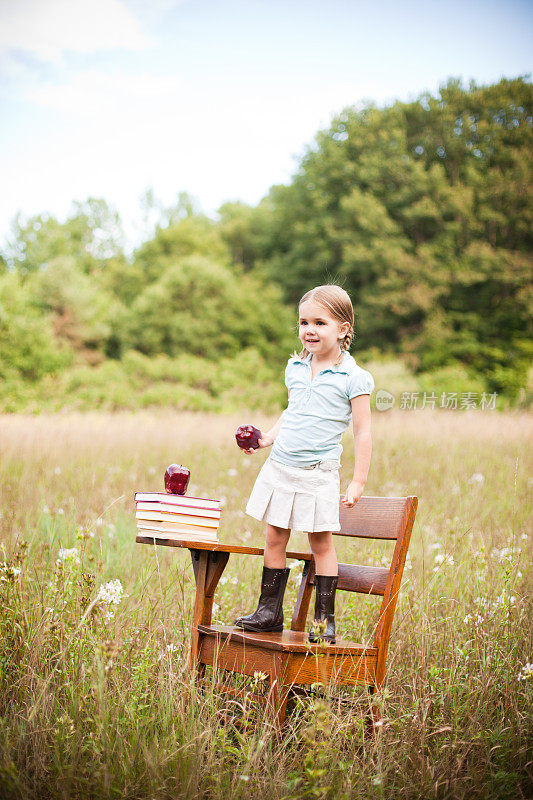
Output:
top-left (234, 566), bottom-right (290, 632)
top-left (308, 575), bottom-right (338, 644)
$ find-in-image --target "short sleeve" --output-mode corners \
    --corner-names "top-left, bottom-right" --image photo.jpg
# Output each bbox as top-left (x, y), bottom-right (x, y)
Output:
top-left (348, 367), bottom-right (375, 399)
top-left (285, 358), bottom-right (295, 391)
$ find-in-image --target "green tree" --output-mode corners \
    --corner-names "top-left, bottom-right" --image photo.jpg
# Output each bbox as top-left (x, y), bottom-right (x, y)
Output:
top-left (133, 213), bottom-right (229, 284)
top-left (4, 198), bottom-right (124, 277)
top-left (0, 272), bottom-right (73, 381)
top-left (249, 76), bottom-right (532, 398)
top-left (27, 257), bottom-right (125, 361)
top-left (124, 255), bottom-right (295, 362)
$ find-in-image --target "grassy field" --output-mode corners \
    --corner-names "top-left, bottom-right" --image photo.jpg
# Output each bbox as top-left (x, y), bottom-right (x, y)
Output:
top-left (0, 408), bottom-right (531, 799)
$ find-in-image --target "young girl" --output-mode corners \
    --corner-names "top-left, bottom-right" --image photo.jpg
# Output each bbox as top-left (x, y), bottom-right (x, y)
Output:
top-left (234, 284), bottom-right (374, 644)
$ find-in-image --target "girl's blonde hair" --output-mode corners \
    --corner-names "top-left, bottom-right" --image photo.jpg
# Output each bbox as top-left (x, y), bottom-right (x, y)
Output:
top-left (291, 284), bottom-right (355, 367)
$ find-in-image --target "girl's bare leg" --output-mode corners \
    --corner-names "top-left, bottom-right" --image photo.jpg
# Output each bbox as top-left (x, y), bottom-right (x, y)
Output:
top-left (308, 531), bottom-right (338, 575)
top-left (264, 523), bottom-right (291, 569)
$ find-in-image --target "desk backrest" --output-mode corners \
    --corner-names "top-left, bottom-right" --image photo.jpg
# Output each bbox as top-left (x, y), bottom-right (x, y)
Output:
top-left (334, 496), bottom-right (417, 595)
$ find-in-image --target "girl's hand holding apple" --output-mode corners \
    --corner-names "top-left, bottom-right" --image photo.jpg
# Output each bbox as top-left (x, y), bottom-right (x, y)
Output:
top-left (235, 424), bottom-right (262, 452)
top-left (242, 434), bottom-right (274, 454)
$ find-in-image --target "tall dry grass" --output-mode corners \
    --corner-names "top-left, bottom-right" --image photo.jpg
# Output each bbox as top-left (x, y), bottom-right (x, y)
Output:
top-left (0, 408), bottom-right (531, 799)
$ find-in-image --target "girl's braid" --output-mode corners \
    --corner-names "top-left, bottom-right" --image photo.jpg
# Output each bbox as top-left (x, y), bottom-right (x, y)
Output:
top-left (341, 326), bottom-right (354, 352)
top-left (332, 324), bottom-right (354, 367)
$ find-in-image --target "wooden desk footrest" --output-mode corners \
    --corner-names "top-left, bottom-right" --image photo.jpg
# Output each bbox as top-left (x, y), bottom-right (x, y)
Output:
top-left (199, 680), bottom-right (268, 706)
top-left (215, 711), bottom-right (255, 730)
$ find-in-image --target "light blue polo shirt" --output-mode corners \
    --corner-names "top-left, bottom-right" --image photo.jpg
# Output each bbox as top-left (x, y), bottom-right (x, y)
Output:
top-left (270, 351), bottom-right (375, 467)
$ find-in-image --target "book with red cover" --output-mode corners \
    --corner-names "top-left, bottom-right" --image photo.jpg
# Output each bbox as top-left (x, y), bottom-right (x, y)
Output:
top-left (136, 501), bottom-right (220, 519)
top-left (135, 510), bottom-right (220, 529)
top-left (137, 527), bottom-right (218, 543)
top-left (135, 492), bottom-right (220, 511)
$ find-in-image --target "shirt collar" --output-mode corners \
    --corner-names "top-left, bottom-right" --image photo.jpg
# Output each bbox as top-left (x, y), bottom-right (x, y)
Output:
top-left (293, 351), bottom-right (352, 375)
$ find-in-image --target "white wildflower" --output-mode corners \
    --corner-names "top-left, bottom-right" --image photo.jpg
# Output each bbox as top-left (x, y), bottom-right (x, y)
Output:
top-left (57, 508), bottom-right (64, 515)
top-left (464, 611), bottom-right (484, 626)
top-left (227, 468), bottom-right (238, 477)
top-left (96, 579), bottom-right (123, 619)
top-left (432, 553), bottom-right (454, 573)
top-left (468, 473), bottom-right (484, 485)
top-left (54, 466), bottom-right (61, 475)
top-left (148, 466), bottom-right (156, 475)
top-left (492, 545), bottom-right (521, 562)
top-left (166, 643), bottom-right (177, 653)
top-left (0, 562), bottom-right (22, 581)
top-left (428, 542), bottom-right (442, 552)
top-left (57, 548), bottom-right (80, 565)
top-left (42, 505), bottom-right (50, 514)
top-left (518, 662), bottom-right (533, 682)
top-left (96, 518), bottom-right (103, 527)
top-left (520, 533), bottom-right (528, 541)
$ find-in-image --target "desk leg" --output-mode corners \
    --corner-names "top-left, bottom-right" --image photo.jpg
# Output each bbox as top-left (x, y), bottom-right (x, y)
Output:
top-left (269, 653), bottom-right (290, 732)
top-left (189, 550), bottom-right (229, 673)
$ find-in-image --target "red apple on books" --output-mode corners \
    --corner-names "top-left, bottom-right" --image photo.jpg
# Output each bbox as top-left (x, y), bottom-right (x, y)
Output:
top-left (164, 464), bottom-right (190, 495)
top-left (235, 424), bottom-right (262, 451)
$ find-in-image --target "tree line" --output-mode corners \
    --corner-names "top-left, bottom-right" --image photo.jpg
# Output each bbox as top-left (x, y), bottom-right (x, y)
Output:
top-left (0, 76), bottom-right (531, 409)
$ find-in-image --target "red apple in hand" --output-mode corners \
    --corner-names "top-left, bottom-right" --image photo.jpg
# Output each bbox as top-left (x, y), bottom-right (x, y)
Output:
top-left (235, 424), bottom-right (262, 451)
top-left (164, 464), bottom-right (190, 495)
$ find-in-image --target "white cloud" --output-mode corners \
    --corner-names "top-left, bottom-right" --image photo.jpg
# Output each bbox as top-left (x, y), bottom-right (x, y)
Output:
top-left (25, 68), bottom-right (183, 115)
top-left (0, 0), bottom-right (153, 64)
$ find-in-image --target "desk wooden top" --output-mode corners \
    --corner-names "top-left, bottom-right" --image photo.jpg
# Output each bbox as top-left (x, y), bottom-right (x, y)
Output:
top-left (135, 535), bottom-right (313, 560)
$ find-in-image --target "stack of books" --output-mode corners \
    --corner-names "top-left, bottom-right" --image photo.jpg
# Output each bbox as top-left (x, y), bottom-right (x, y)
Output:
top-left (135, 492), bottom-right (221, 543)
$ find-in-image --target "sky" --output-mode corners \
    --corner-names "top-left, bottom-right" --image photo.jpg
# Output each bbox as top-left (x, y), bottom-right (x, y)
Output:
top-left (0, 0), bottom-right (531, 255)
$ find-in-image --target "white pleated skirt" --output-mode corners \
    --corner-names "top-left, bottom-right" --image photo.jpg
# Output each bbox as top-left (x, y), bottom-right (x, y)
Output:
top-left (245, 456), bottom-right (341, 533)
